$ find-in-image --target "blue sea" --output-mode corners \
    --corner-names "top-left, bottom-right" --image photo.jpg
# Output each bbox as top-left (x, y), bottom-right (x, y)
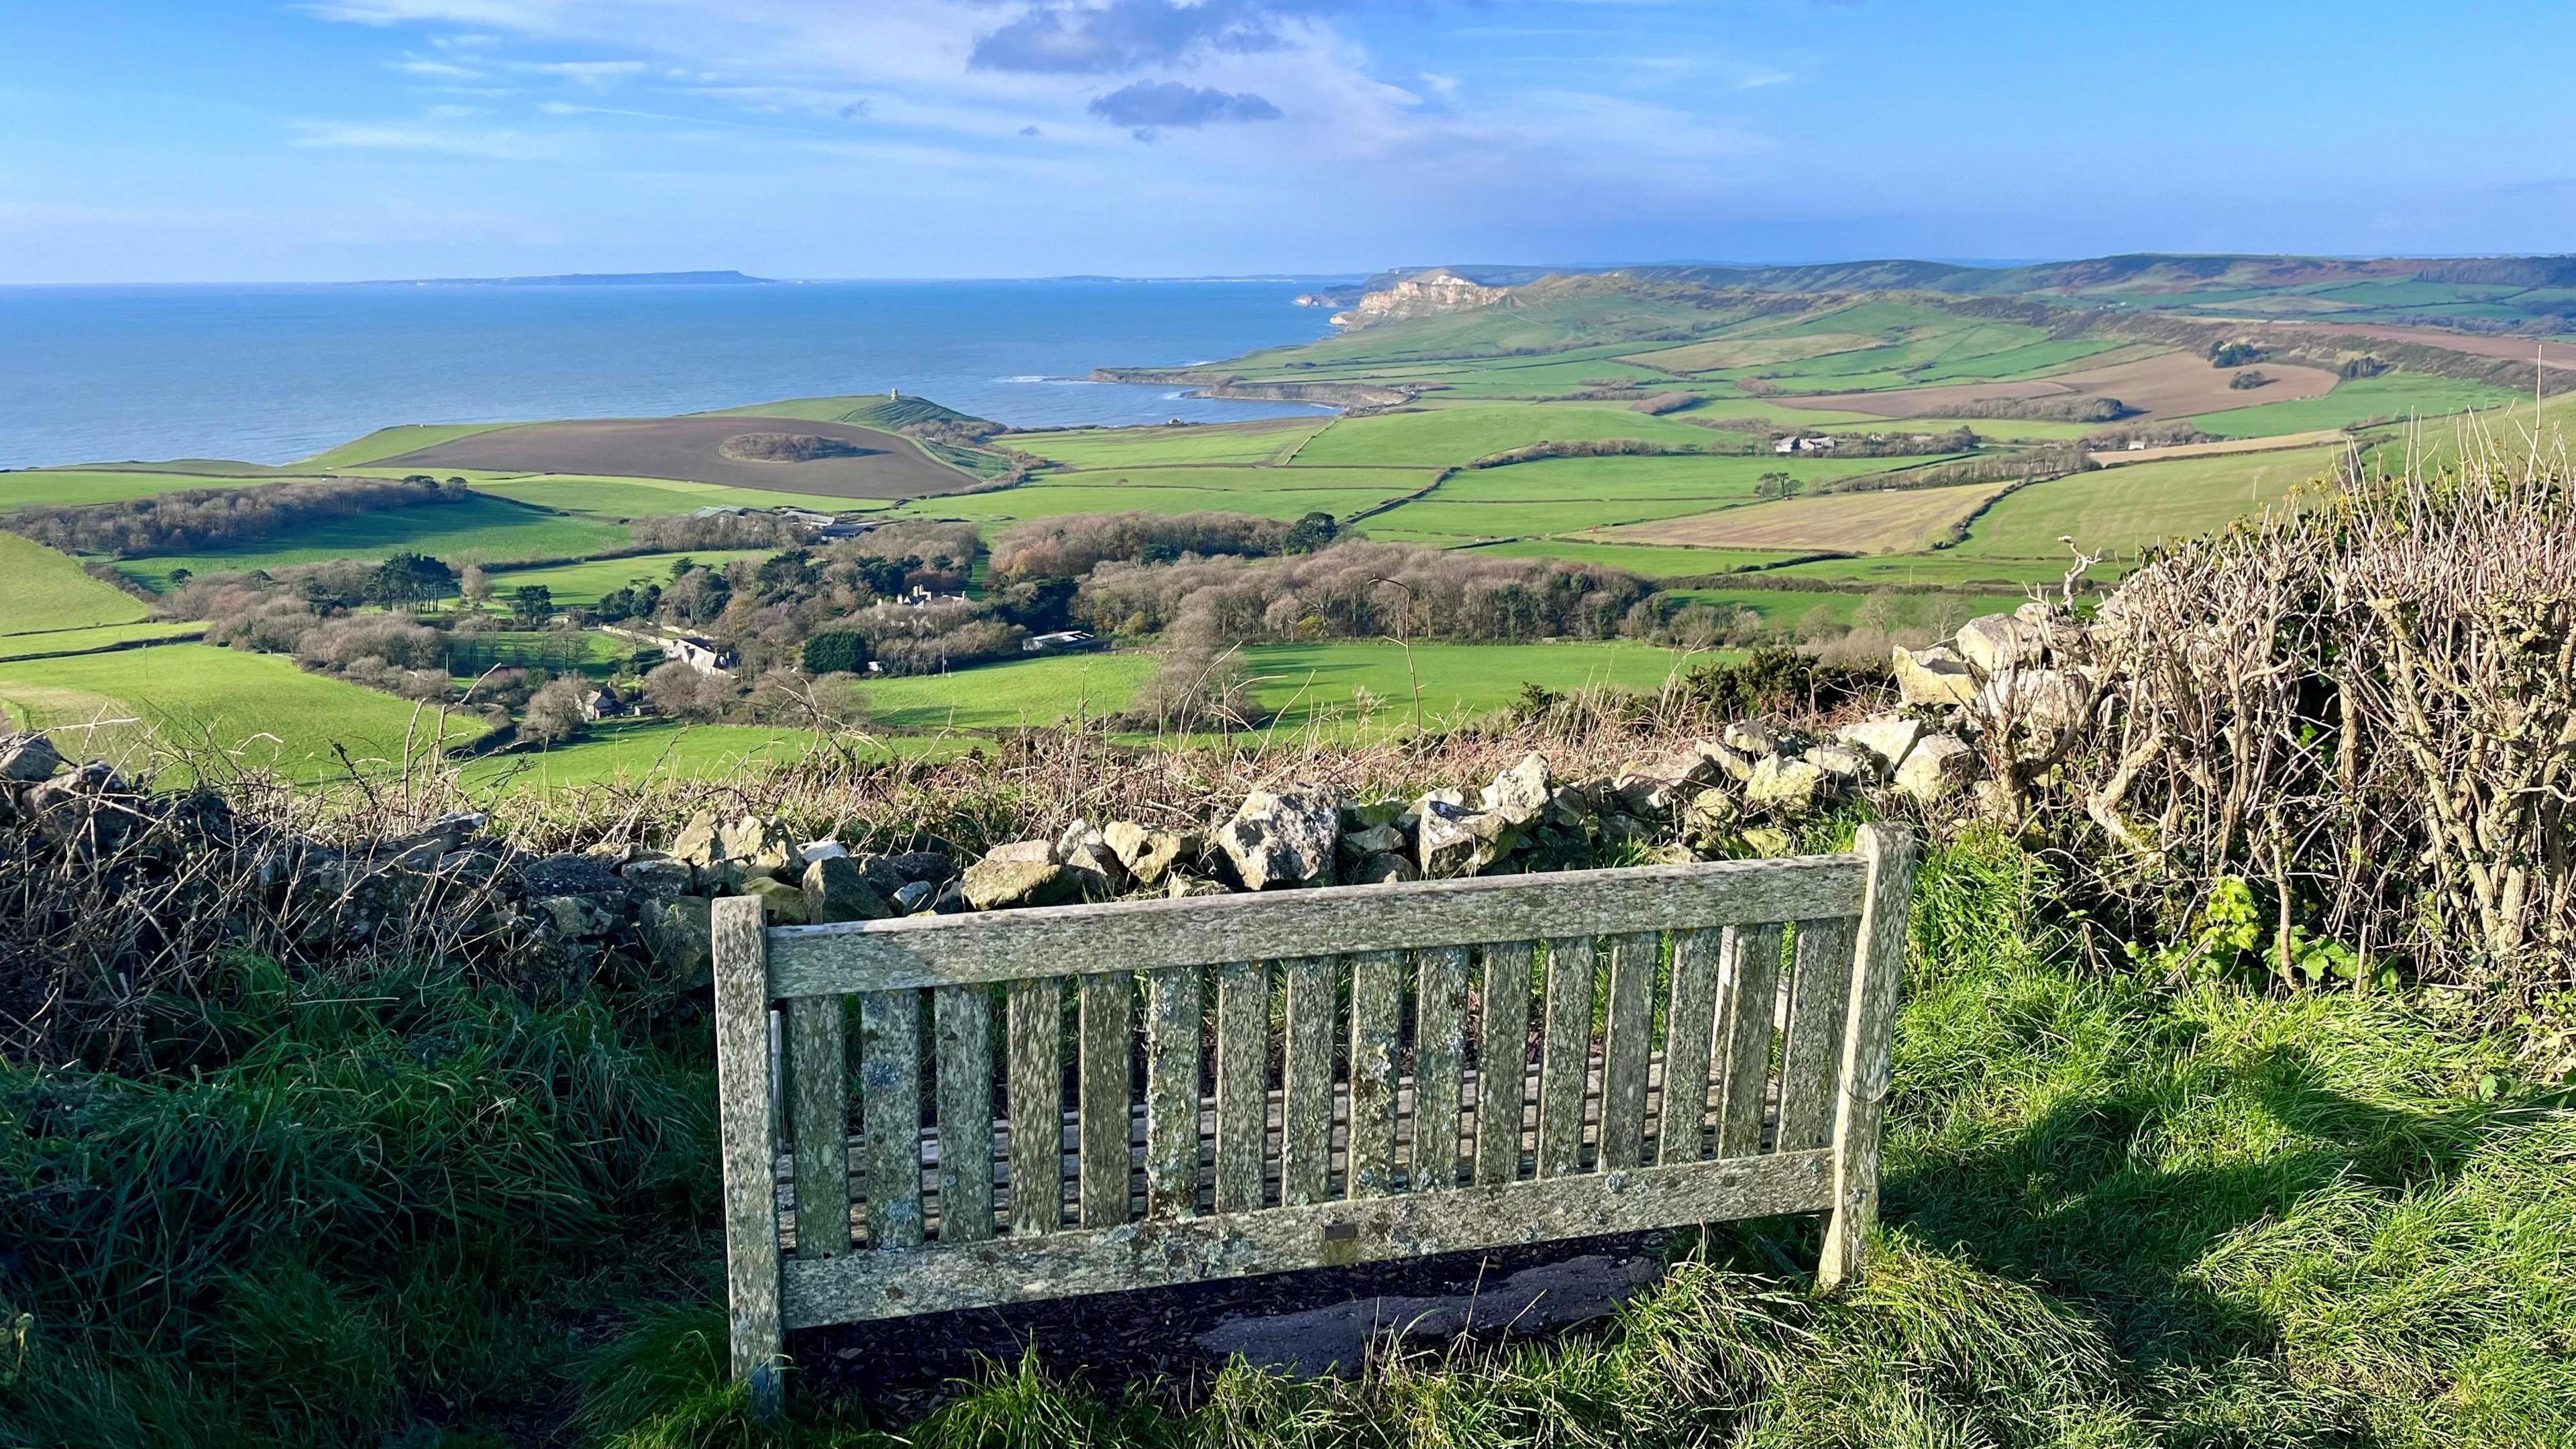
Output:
top-left (0, 278), bottom-right (1342, 471)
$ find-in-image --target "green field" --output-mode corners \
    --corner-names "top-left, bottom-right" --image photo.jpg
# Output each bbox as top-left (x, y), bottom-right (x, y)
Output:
top-left (1664, 583), bottom-right (2022, 634)
top-left (111, 492), bottom-right (630, 591)
top-left (2187, 373), bottom-right (2526, 437)
top-left (0, 621), bottom-right (207, 661)
top-left (478, 550), bottom-right (774, 605)
top-left (1955, 444), bottom-right (2348, 559)
top-left (0, 467), bottom-right (295, 511)
top-left (302, 422), bottom-right (510, 470)
top-left (1009, 417), bottom-right (1332, 468)
top-left (1423, 452), bottom-right (1913, 503)
top-left (1290, 403), bottom-right (1729, 468)
top-left (0, 643), bottom-right (486, 778)
top-left (1459, 538), bottom-right (1813, 578)
top-left (462, 472), bottom-right (878, 518)
top-left (0, 531), bottom-right (151, 632)
top-left (896, 482), bottom-right (1409, 525)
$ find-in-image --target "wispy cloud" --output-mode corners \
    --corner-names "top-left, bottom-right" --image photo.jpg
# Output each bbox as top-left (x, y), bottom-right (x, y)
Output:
top-left (290, 119), bottom-right (566, 158)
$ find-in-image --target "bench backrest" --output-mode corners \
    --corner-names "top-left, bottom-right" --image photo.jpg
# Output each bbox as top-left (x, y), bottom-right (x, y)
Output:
top-left (712, 823), bottom-right (1915, 1414)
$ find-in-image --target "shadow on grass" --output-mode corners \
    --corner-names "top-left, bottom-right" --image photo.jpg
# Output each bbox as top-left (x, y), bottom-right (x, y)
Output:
top-left (1878, 1039), bottom-right (2487, 1381)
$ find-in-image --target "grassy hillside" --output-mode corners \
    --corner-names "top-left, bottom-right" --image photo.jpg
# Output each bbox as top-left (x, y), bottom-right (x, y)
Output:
top-left (0, 643), bottom-right (484, 776)
top-left (111, 492), bottom-right (629, 592)
top-left (0, 531), bottom-right (150, 633)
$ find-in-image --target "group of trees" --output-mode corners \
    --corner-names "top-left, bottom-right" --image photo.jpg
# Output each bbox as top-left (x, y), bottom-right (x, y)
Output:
top-left (628, 510), bottom-right (814, 552)
top-left (987, 509), bottom-right (1332, 582)
top-left (6, 475), bottom-right (468, 557)
top-left (1075, 540), bottom-right (1656, 649)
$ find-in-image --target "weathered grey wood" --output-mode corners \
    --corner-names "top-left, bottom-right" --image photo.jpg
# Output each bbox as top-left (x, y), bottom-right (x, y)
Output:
top-left (1776, 916), bottom-right (1859, 1154)
top-left (779, 1147), bottom-right (1833, 1328)
top-left (1535, 936), bottom-right (1596, 1178)
top-left (1346, 950), bottom-right (1404, 1199)
top-left (1821, 825), bottom-right (1914, 1292)
top-left (1596, 932), bottom-right (1659, 1171)
top-left (859, 989), bottom-right (925, 1250)
top-left (1473, 941), bottom-right (1534, 1185)
top-left (767, 856), bottom-right (1866, 996)
top-left (1655, 928), bottom-right (1723, 1167)
top-left (1214, 961), bottom-right (1268, 1214)
top-left (1006, 977), bottom-right (1063, 1236)
top-left (1280, 955), bottom-right (1337, 1207)
top-left (786, 995), bottom-right (850, 1259)
top-left (1713, 924), bottom-right (1785, 1159)
top-left (1143, 967), bottom-right (1205, 1220)
top-left (1078, 973), bottom-right (1136, 1229)
top-left (711, 894), bottom-right (784, 1419)
top-left (933, 985), bottom-right (995, 1243)
top-left (1411, 945), bottom-right (1468, 1192)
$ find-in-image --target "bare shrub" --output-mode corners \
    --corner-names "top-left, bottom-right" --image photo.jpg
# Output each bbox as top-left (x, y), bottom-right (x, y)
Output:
top-left (522, 678), bottom-right (592, 743)
top-left (2060, 433), bottom-right (2576, 1000)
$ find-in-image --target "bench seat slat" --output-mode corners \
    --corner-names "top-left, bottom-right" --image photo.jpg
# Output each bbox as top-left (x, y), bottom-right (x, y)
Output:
top-left (933, 985), bottom-right (996, 1243)
top-left (1280, 955), bottom-right (1338, 1206)
top-left (1345, 950), bottom-right (1404, 1199)
top-left (767, 856), bottom-right (1866, 996)
top-left (1078, 973), bottom-right (1134, 1228)
top-left (1536, 936), bottom-right (1596, 1178)
top-left (780, 1147), bottom-right (1835, 1329)
top-left (1715, 925), bottom-right (1786, 1159)
top-left (1411, 946), bottom-right (1468, 1193)
top-left (1776, 918), bottom-right (1858, 1152)
top-left (1005, 978), bottom-right (1063, 1235)
top-left (859, 990), bottom-right (924, 1250)
top-left (1596, 932), bottom-right (1659, 1171)
top-left (1473, 941), bottom-right (1535, 1185)
top-left (1144, 967), bottom-right (1204, 1220)
top-left (1214, 961), bottom-right (1268, 1213)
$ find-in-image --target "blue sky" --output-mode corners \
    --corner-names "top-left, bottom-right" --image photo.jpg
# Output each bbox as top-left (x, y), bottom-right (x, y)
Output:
top-left (4, 1), bottom-right (2575, 282)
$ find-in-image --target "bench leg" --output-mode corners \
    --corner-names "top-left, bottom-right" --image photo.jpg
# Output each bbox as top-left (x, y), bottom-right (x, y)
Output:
top-left (714, 894), bottom-right (789, 1419)
top-left (1818, 824), bottom-right (1911, 1293)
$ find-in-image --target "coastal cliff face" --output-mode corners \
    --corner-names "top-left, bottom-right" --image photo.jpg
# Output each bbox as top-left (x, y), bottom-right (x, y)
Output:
top-left (1329, 270), bottom-right (1507, 329)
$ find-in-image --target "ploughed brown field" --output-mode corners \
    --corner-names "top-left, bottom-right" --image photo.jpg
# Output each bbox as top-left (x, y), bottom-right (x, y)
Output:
top-left (1780, 349), bottom-right (2339, 420)
top-left (1593, 478), bottom-right (2012, 555)
top-left (374, 415), bottom-right (981, 500)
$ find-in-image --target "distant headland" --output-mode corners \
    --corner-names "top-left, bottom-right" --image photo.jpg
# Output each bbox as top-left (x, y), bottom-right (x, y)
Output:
top-left (352, 270), bottom-right (771, 287)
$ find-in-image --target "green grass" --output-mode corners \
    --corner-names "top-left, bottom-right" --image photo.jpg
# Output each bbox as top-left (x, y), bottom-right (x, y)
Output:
top-left (111, 493), bottom-right (630, 592)
top-left (1664, 584), bottom-right (2021, 633)
top-left (299, 421), bottom-right (511, 469)
top-left (0, 468), bottom-right (289, 511)
top-left (1427, 453), bottom-right (1909, 503)
top-left (462, 472), bottom-right (880, 518)
top-left (2188, 372), bottom-right (2525, 438)
top-left (894, 484), bottom-right (1409, 525)
top-left (1007, 418), bottom-right (1332, 468)
top-left (0, 621), bottom-right (208, 661)
top-left (0, 643), bottom-right (484, 777)
top-left (1955, 445), bottom-right (2347, 559)
top-left (1460, 539), bottom-right (1814, 579)
top-left (1364, 495), bottom-right (1737, 539)
top-left (0, 531), bottom-right (150, 633)
top-left (478, 551), bottom-right (774, 606)
top-left (1762, 551), bottom-right (2087, 589)
top-left (1291, 403), bottom-right (1731, 468)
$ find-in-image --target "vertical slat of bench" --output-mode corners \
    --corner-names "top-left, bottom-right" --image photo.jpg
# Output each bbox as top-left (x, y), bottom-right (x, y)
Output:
top-left (712, 897), bottom-right (782, 1420)
top-left (1079, 973), bottom-right (1135, 1228)
top-left (1144, 966), bottom-right (1204, 1219)
top-left (1214, 961), bottom-right (1268, 1213)
top-left (1596, 931), bottom-right (1659, 1171)
top-left (1822, 825), bottom-right (1915, 1293)
top-left (786, 995), bottom-right (850, 1258)
top-left (934, 984), bottom-right (995, 1243)
top-left (1474, 941), bottom-right (1534, 1185)
top-left (1536, 935), bottom-right (1596, 1178)
top-left (1775, 916), bottom-right (1859, 1153)
top-left (1411, 945), bottom-right (1468, 1192)
top-left (1655, 926), bottom-right (1723, 1166)
top-left (1006, 977), bottom-right (1063, 1236)
top-left (1713, 924), bottom-right (1784, 1159)
top-left (859, 989), bottom-right (924, 1250)
top-left (1280, 955), bottom-right (1338, 1206)
top-left (1346, 949), bottom-right (1404, 1198)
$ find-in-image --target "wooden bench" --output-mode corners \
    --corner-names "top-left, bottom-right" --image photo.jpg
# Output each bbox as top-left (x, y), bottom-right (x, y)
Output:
top-left (713, 824), bottom-right (1915, 1415)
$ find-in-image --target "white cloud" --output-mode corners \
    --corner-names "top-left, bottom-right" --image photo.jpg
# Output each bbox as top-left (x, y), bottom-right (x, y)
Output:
top-left (290, 119), bottom-right (570, 159)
